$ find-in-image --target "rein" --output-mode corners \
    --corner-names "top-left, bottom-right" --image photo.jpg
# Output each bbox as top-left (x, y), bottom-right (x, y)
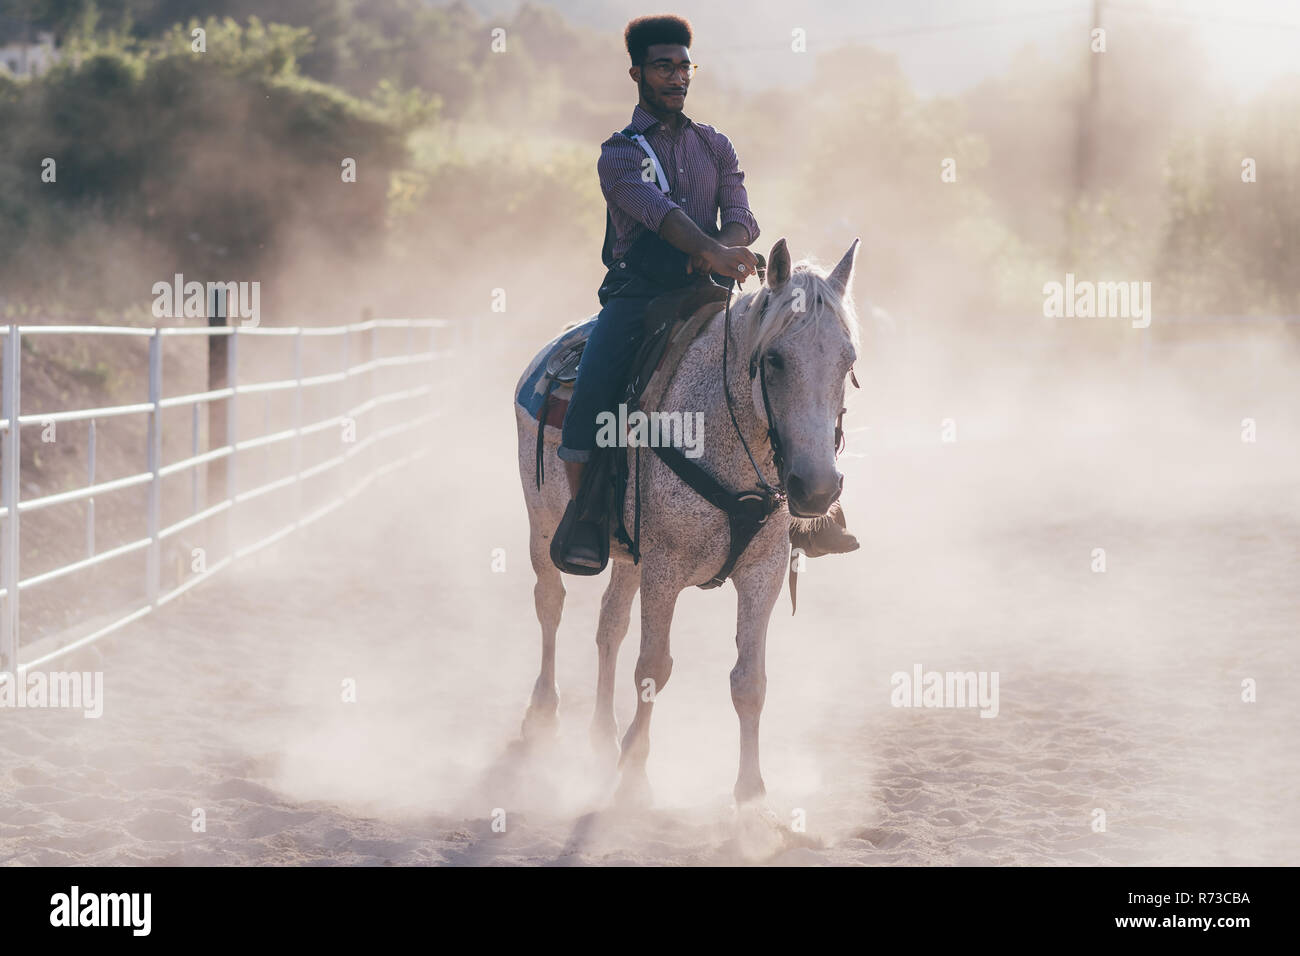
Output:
top-left (721, 263), bottom-right (784, 500)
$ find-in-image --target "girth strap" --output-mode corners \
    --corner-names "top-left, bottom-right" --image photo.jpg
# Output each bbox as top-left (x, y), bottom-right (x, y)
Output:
top-left (650, 443), bottom-right (781, 588)
top-left (534, 375), bottom-right (560, 491)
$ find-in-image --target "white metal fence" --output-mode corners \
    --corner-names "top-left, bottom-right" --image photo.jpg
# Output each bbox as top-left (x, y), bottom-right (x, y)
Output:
top-left (0, 317), bottom-right (453, 679)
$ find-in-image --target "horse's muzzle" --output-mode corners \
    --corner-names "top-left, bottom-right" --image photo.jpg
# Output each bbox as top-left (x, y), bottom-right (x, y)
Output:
top-left (786, 471), bottom-right (843, 518)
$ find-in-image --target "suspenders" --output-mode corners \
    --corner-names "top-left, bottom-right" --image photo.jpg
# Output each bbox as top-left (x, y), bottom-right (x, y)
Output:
top-left (629, 131), bottom-right (670, 193)
top-left (601, 123), bottom-right (671, 268)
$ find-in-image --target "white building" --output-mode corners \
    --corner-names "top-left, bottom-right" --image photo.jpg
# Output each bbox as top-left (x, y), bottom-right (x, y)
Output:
top-left (0, 29), bottom-right (58, 78)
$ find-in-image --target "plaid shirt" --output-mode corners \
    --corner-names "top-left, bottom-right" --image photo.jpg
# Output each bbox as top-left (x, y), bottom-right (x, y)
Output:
top-left (598, 104), bottom-right (760, 261)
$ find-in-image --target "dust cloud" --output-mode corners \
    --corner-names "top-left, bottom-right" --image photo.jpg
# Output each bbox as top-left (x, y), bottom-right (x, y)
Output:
top-left (4, 257), bottom-right (1296, 866)
top-left (2, 1), bottom-right (1297, 866)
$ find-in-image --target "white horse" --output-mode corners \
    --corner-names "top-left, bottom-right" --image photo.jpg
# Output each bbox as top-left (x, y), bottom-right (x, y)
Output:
top-left (513, 238), bottom-right (861, 805)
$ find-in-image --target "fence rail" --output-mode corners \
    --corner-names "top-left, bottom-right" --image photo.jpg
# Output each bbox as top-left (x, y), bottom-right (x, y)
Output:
top-left (0, 317), bottom-right (455, 679)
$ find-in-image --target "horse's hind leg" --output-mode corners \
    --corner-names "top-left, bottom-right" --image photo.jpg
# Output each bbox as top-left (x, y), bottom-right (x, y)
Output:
top-left (523, 517), bottom-right (565, 739)
top-left (591, 561), bottom-right (640, 762)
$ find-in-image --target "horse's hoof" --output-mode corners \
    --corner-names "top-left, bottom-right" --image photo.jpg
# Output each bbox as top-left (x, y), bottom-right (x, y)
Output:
top-left (521, 706), bottom-right (558, 741)
top-left (615, 772), bottom-right (653, 809)
top-left (589, 724), bottom-right (620, 764)
top-left (733, 776), bottom-right (767, 805)
top-left (732, 801), bottom-right (789, 861)
top-left (522, 680), bottom-right (559, 741)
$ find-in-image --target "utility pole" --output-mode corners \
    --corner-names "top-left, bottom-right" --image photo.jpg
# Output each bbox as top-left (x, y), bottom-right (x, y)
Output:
top-left (1075, 0), bottom-right (1102, 197)
top-left (1066, 0), bottom-right (1103, 263)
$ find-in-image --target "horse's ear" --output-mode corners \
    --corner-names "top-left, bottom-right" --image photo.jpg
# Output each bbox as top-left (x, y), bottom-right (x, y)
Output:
top-left (766, 238), bottom-right (791, 288)
top-left (827, 237), bottom-right (860, 297)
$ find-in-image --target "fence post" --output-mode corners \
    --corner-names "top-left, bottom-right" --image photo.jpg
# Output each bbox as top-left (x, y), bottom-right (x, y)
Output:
top-left (430, 324), bottom-right (440, 446)
top-left (366, 310), bottom-right (376, 475)
top-left (293, 328), bottom-right (303, 523)
top-left (404, 323), bottom-right (413, 394)
top-left (190, 404), bottom-right (198, 516)
top-left (226, 327), bottom-right (239, 559)
top-left (341, 327), bottom-right (350, 490)
top-left (146, 329), bottom-right (162, 604)
top-left (1, 325), bottom-right (20, 673)
top-left (87, 418), bottom-right (96, 560)
top-left (207, 289), bottom-right (228, 518)
top-left (262, 392), bottom-right (271, 490)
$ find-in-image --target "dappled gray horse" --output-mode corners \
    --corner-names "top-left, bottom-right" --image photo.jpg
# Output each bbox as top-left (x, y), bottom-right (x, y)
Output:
top-left (514, 238), bottom-right (861, 804)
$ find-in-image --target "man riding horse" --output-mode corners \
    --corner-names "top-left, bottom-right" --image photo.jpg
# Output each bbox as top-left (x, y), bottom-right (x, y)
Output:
top-left (555, 13), bottom-right (858, 571)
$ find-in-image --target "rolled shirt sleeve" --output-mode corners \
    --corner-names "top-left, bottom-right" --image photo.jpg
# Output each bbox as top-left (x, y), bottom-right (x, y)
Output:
top-left (713, 132), bottom-right (760, 245)
top-left (598, 136), bottom-right (681, 234)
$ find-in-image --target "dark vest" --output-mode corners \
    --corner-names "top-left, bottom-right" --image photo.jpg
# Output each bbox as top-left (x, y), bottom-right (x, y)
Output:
top-left (597, 124), bottom-right (692, 303)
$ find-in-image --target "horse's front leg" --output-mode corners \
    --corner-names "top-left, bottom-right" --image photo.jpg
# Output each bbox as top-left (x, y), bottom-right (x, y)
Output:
top-left (616, 564), bottom-right (681, 806)
top-left (591, 560), bottom-right (641, 762)
top-left (730, 541), bottom-right (788, 804)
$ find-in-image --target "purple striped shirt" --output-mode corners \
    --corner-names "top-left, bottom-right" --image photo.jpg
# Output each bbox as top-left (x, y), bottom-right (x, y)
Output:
top-left (598, 104), bottom-right (760, 261)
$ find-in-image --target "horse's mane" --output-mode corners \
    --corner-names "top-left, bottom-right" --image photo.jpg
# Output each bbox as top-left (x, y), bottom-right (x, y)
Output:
top-left (737, 260), bottom-right (861, 366)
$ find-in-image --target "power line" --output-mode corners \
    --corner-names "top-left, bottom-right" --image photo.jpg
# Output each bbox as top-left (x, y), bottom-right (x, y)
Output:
top-left (704, 5), bottom-right (1091, 55)
top-left (1104, 1), bottom-right (1300, 32)
top-left (703, 1), bottom-right (1300, 59)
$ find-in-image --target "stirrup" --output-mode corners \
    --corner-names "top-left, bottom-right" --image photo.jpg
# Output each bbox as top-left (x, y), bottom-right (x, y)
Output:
top-left (550, 500), bottom-right (609, 576)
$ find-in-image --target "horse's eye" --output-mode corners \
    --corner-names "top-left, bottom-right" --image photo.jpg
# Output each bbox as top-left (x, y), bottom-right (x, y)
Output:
top-left (766, 353), bottom-right (784, 371)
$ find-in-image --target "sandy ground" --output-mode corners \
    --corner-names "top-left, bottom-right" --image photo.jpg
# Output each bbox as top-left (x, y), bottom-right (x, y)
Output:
top-left (1, 328), bottom-right (1298, 866)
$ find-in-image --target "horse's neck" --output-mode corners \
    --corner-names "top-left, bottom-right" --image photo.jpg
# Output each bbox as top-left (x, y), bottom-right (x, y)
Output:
top-left (662, 303), bottom-right (779, 492)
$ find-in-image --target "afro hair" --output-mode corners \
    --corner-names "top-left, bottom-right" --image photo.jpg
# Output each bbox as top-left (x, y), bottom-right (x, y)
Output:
top-left (624, 15), bottom-right (693, 65)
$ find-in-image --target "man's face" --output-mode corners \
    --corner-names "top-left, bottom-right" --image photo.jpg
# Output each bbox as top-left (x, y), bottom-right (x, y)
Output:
top-left (632, 43), bottom-right (692, 113)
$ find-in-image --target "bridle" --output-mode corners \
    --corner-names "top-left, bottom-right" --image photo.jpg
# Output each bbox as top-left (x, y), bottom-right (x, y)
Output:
top-left (618, 256), bottom-right (861, 595)
top-left (720, 260), bottom-right (859, 503)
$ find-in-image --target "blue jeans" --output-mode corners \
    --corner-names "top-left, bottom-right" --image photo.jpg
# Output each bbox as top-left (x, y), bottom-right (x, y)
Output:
top-left (557, 293), bottom-right (657, 463)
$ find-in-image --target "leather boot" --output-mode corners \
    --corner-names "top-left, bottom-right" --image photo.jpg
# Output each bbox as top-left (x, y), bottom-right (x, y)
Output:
top-left (552, 499), bottom-right (605, 572)
top-left (789, 501), bottom-right (859, 557)
top-left (565, 509), bottom-right (604, 569)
